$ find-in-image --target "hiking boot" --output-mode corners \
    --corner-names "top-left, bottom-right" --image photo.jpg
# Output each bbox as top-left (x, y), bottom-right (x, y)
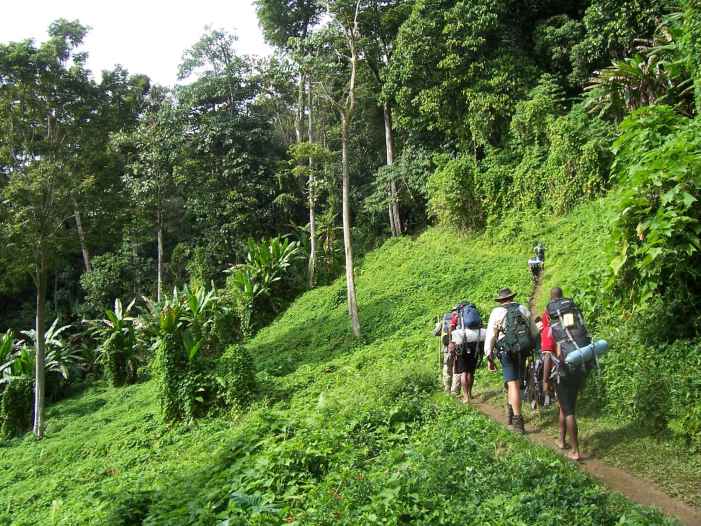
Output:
top-left (512, 414), bottom-right (525, 434)
top-left (506, 403), bottom-right (514, 425)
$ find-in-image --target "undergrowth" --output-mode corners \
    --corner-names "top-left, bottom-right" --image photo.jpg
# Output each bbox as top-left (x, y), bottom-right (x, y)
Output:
top-left (0, 201), bottom-right (683, 525)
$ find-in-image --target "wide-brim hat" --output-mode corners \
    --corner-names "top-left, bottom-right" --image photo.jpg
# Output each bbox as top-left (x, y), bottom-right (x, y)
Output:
top-left (495, 288), bottom-right (517, 302)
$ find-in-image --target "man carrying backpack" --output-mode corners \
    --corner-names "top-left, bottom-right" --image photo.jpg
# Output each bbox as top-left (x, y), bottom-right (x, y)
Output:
top-left (484, 288), bottom-right (536, 434)
top-left (449, 302), bottom-right (482, 403)
top-left (433, 308), bottom-right (460, 395)
top-left (546, 287), bottom-right (589, 461)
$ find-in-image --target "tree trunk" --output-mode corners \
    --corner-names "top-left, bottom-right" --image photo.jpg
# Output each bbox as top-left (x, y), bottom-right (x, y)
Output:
top-left (383, 102), bottom-right (401, 237)
top-left (295, 74), bottom-right (304, 144)
top-left (72, 196), bottom-right (91, 273)
top-left (341, 113), bottom-right (361, 338)
top-left (307, 78), bottom-right (317, 289)
top-left (157, 208), bottom-right (164, 303)
top-left (32, 252), bottom-right (47, 439)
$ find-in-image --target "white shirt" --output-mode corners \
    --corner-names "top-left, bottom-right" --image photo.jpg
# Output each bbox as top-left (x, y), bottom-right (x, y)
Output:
top-left (484, 302), bottom-right (535, 356)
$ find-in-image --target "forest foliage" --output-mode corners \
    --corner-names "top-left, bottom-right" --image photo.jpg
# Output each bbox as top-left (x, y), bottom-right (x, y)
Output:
top-left (0, 0), bottom-right (700, 508)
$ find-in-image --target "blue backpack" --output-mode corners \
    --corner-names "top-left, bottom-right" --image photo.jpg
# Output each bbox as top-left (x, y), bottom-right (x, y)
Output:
top-left (458, 303), bottom-right (482, 330)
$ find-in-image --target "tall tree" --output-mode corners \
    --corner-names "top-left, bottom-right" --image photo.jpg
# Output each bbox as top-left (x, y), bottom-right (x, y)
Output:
top-left (315, 1), bottom-right (364, 337)
top-left (113, 91), bottom-right (182, 302)
top-left (0, 19), bottom-right (91, 438)
top-left (257, 0), bottom-right (324, 286)
top-left (360, 0), bottom-right (412, 236)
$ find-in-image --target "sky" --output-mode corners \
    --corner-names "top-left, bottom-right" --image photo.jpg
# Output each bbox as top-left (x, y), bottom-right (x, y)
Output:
top-left (0, 0), bottom-right (272, 86)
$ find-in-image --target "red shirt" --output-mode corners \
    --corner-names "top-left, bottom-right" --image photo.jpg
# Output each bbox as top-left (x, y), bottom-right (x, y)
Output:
top-left (540, 310), bottom-right (555, 353)
top-left (450, 312), bottom-right (459, 330)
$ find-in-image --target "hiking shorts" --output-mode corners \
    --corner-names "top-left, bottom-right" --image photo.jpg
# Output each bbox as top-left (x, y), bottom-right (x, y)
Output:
top-left (454, 351), bottom-right (478, 375)
top-left (499, 352), bottom-right (524, 383)
top-left (556, 368), bottom-right (584, 416)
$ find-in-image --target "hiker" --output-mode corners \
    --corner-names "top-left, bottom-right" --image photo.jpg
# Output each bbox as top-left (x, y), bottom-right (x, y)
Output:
top-left (534, 241), bottom-right (545, 264)
top-left (433, 308), bottom-right (459, 395)
top-left (484, 288), bottom-right (536, 434)
top-left (546, 286), bottom-right (589, 461)
top-left (449, 302), bottom-right (483, 403)
top-left (528, 244), bottom-right (544, 284)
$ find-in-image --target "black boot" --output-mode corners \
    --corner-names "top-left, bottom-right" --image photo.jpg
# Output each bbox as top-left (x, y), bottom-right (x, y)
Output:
top-left (507, 403), bottom-right (514, 425)
top-left (512, 414), bottom-right (525, 434)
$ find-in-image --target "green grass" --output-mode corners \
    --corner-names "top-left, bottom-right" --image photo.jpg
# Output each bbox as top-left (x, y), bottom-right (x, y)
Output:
top-left (0, 205), bottom-right (687, 525)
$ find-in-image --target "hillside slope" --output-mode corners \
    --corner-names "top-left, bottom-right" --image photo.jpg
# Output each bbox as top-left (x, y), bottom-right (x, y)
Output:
top-left (0, 198), bottom-right (680, 525)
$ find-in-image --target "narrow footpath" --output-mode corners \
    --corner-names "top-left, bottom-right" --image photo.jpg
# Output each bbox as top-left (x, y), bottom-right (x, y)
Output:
top-left (469, 269), bottom-right (701, 526)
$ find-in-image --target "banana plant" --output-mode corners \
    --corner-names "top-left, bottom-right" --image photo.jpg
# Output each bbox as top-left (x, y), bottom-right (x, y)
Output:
top-left (0, 331), bottom-right (32, 385)
top-left (89, 299), bottom-right (142, 385)
top-left (20, 320), bottom-right (83, 381)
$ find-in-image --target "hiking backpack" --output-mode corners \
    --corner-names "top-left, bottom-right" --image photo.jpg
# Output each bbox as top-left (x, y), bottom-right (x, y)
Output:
top-left (458, 303), bottom-right (482, 330)
top-left (496, 303), bottom-right (534, 357)
top-left (546, 298), bottom-right (591, 365)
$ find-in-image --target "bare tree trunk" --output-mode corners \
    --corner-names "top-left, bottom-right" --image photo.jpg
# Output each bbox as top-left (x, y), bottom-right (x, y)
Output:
top-left (307, 78), bottom-right (317, 289)
top-left (33, 252), bottom-right (47, 439)
top-left (157, 208), bottom-right (163, 303)
top-left (383, 102), bottom-right (401, 237)
top-left (71, 196), bottom-right (91, 273)
top-left (295, 74), bottom-right (304, 144)
top-left (341, 113), bottom-right (361, 338)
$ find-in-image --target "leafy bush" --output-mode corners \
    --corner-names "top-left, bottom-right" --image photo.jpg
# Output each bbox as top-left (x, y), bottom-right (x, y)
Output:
top-left (150, 284), bottom-right (235, 422)
top-left (92, 299), bottom-right (141, 387)
top-left (0, 377), bottom-right (33, 438)
top-left (217, 344), bottom-right (257, 410)
top-left (426, 154), bottom-right (485, 230)
top-left (609, 105), bottom-right (701, 318)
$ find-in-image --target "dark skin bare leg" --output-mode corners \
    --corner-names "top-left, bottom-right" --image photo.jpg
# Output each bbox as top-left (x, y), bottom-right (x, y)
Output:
top-left (461, 372), bottom-right (474, 403)
top-left (566, 415), bottom-right (581, 460)
top-left (557, 405), bottom-right (581, 459)
top-left (557, 406), bottom-right (568, 449)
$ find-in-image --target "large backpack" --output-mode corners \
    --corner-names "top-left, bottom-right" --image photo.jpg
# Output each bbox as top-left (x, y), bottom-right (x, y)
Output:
top-left (546, 298), bottom-right (591, 365)
top-left (496, 303), bottom-right (533, 357)
top-left (458, 303), bottom-right (482, 330)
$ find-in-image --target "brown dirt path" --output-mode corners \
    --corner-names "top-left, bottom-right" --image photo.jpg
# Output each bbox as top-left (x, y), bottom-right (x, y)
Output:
top-left (469, 395), bottom-right (701, 526)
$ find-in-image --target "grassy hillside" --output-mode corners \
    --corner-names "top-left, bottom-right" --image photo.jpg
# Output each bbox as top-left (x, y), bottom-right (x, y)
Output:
top-left (0, 201), bottom-right (682, 525)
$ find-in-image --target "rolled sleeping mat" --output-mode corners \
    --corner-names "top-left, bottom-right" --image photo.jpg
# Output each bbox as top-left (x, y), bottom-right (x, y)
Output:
top-left (564, 339), bottom-right (609, 366)
top-left (451, 328), bottom-right (487, 345)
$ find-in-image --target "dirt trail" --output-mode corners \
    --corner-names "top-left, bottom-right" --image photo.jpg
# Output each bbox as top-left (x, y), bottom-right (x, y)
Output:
top-left (470, 396), bottom-right (701, 526)
top-left (471, 267), bottom-right (701, 526)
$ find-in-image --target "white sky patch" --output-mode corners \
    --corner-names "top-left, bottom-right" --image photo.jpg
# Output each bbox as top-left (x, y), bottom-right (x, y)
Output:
top-left (0, 0), bottom-right (272, 86)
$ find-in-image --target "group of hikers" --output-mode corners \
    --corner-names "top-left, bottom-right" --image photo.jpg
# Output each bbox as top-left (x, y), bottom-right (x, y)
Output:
top-left (433, 244), bottom-right (593, 461)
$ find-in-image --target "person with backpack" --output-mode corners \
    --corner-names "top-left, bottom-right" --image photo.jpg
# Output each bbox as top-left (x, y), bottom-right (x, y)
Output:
top-left (433, 308), bottom-right (460, 395)
top-left (449, 301), bottom-right (483, 403)
top-left (546, 287), bottom-right (590, 461)
top-left (484, 288), bottom-right (536, 434)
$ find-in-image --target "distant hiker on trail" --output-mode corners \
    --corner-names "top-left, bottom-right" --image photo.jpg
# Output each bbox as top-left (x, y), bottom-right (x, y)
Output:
top-left (546, 287), bottom-right (590, 461)
top-left (528, 242), bottom-right (545, 284)
top-left (449, 302), bottom-right (484, 404)
top-left (433, 308), bottom-right (459, 395)
top-left (535, 241), bottom-right (545, 264)
top-left (484, 288), bottom-right (536, 434)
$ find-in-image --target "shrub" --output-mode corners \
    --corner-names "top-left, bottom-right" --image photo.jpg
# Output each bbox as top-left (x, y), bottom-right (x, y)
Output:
top-left (151, 285), bottom-right (237, 422)
top-left (426, 155), bottom-right (485, 230)
top-left (0, 377), bottom-right (33, 438)
top-left (92, 299), bottom-right (141, 387)
top-left (608, 105), bottom-right (701, 317)
top-left (217, 344), bottom-right (257, 410)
